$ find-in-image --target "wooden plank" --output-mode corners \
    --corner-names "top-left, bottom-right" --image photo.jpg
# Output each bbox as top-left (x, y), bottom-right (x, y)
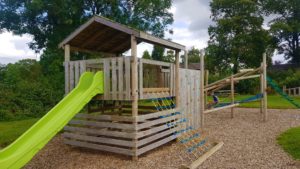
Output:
top-left (136, 114), bottom-right (180, 130)
top-left (200, 56), bottom-right (204, 128)
top-left (137, 108), bottom-right (181, 121)
top-left (137, 126), bottom-right (180, 147)
top-left (74, 62), bottom-right (80, 85)
top-left (64, 126), bottom-right (136, 139)
top-left (64, 44), bottom-right (70, 61)
top-left (79, 61), bottom-right (86, 74)
top-left (111, 58), bottom-right (117, 99)
top-left (64, 62), bottom-right (70, 94)
top-left (139, 59), bottom-right (143, 99)
top-left (204, 104), bottom-right (239, 114)
top-left (69, 62), bottom-right (75, 90)
top-left (75, 113), bottom-right (135, 122)
top-left (140, 58), bottom-right (172, 67)
top-left (118, 57), bottom-right (124, 100)
top-left (182, 142), bottom-right (224, 169)
top-left (143, 88), bottom-right (170, 93)
top-left (137, 135), bottom-right (176, 155)
top-left (103, 59), bottom-right (110, 99)
top-left (263, 53), bottom-right (268, 122)
top-left (234, 74), bottom-right (260, 81)
top-left (125, 57), bottom-right (131, 100)
top-left (175, 50), bottom-right (180, 107)
top-left (69, 120), bottom-right (134, 130)
top-left (64, 140), bottom-right (133, 156)
top-left (63, 132), bottom-right (134, 147)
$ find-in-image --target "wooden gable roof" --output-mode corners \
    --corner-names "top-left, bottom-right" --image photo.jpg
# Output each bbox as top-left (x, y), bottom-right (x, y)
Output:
top-left (59, 16), bottom-right (186, 54)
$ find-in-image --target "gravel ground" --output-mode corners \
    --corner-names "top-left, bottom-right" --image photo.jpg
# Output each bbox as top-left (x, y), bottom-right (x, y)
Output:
top-left (25, 108), bottom-right (300, 169)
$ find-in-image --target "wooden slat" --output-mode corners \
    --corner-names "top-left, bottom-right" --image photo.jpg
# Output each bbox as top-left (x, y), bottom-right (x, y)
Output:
top-left (139, 59), bottom-right (143, 99)
top-left (137, 126), bottom-right (180, 147)
top-left (143, 88), bottom-right (170, 93)
top-left (80, 61), bottom-right (86, 74)
top-left (103, 59), bottom-right (110, 99)
top-left (204, 104), bottom-right (239, 114)
top-left (75, 113), bottom-right (135, 122)
top-left (118, 57), bottom-right (124, 100)
top-left (140, 58), bottom-right (171, 67)
top-left (125, 57), bottom-right (131, 100)
top-left (64, 62), bottom-right (70, 94)
top-left (74, 62), bottom-right (80, 85)
top-left (111, 58), bottom-right (117, 99)
top-left (69, 62), bottom-right (75, 90)
top-left (69, 120), bottom-right (134, 130)
top-left (137, 108), bottom-right (180, 121)
top-left (63, 133), bottom-right (134, 147)
top-left (64, 140), bottom-right (133, 156)
top-left (136, 114), bottom-right (180, 130)
top-left (64, 126), bottom-right (136, 139)
top-left (137, 135), bottom-right (176, 155)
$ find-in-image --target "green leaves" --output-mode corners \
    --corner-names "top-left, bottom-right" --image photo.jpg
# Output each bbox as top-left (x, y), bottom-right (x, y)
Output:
top-left (207, 0), bottom-right (270, 73)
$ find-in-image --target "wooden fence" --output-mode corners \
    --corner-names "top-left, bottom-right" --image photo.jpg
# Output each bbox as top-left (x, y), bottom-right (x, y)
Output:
top-left (283, 86), bottom-right (300, 96)
top-left (64, 57), bottom-right (176, 100)
top-left (179, 68), bottom-right (202, 129)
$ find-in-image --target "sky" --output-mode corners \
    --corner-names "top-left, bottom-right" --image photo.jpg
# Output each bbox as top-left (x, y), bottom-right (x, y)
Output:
top-left (0, 0), bottom-right (284, 64)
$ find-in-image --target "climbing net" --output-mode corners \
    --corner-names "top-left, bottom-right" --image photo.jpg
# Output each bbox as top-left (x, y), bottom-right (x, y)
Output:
top-left (150, 92), bottom-right (218, 167)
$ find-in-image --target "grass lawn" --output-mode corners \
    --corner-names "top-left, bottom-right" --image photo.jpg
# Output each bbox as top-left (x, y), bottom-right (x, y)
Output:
top-left (277, 127), bottom-right (300, 160)
top-left (215, 95), bottom-right (300, 109)
top-left (0, 118), bottom-right (38, 148)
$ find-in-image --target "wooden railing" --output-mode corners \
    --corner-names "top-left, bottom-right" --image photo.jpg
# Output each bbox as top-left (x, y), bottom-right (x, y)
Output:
top-left (64, 57), bottom-right (176, 100)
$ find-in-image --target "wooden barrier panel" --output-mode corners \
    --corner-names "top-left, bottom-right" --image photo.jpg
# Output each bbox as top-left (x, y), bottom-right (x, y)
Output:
top-left (179, 68), bottom-right (202, 129)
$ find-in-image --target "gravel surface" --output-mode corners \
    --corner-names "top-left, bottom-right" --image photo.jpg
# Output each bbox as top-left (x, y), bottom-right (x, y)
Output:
top-left (25, 108), bottom-right (300, 169)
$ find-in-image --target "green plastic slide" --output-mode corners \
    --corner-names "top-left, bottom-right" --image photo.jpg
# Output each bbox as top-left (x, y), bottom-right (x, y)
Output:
top-left (0, 71), bottom-right (104, 169)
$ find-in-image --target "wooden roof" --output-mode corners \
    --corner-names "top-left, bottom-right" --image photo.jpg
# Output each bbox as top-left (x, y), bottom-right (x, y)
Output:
top-left (59, 16), bottom-right (186, 54)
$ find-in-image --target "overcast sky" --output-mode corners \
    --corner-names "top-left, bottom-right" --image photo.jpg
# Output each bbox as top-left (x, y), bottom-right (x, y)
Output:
top-left (0, 0), bottom-right (284, 64)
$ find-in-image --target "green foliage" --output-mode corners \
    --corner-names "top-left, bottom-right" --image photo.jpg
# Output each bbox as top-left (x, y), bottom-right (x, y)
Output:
top-left (142, 50), bottom-right (152, 59)
top-left (0, 118), bottom-right (38, 147)
top-left (163, 50), bottom-right (175, 63)
top-left (262, 0), bottom-right (300, 64)
top-left (0, 0), bottom-right (173, 50)
top-left (207, 0), bottom-right (271, 73)
top-left (277, 127), bottom-right (300, 160)
top-left (268, 69), bottom-right (300, 88)
top-left (0, 59), bottom-right (63, 121)
top-left (151, 45), bottom-right (165, 61)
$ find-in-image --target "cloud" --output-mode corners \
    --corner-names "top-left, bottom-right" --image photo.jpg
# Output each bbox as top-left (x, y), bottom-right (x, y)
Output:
top-left (0, 32), bottom-right (39, 64)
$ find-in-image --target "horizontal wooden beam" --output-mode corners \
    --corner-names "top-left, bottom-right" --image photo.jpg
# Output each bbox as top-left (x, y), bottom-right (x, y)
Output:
top-left (204, 104), bottom-right (239, 114)
top-left (143, 88), bottom-right (170, 93)
top-left (234, 74), bottom-right (260, 81)
top-left (140, 58), bottom-right (172, 67)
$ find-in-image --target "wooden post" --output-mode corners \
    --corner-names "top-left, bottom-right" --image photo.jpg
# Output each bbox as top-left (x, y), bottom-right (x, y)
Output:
top-left (184, 50), bottom-right (188, 69)
top-left (131, 35), bottom-right (138, 160)
top-left (260, 63), bottom-right (264, 114)
top-left (175, 50), bottom-right (180, 107)
top-left (230, 75), bottom-right (234, 118)
top-left (64, 44), bottom-right (70, 94)
top-left (298, 87), bottom-right (300, 96)
top-left (283, 85), bottom-right (286, 94)
top-left (205, 70), bottom-right (209, 105)
top-left (263, 53), bottom-right (268, 122)
top-left (200, 54), bottom-right (205, 128)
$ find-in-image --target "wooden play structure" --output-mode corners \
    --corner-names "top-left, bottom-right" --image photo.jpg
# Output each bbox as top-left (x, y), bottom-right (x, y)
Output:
top-left (58, 16), bottom-right (268, 168)
top-left (203, 54), bottom-right (268, 122)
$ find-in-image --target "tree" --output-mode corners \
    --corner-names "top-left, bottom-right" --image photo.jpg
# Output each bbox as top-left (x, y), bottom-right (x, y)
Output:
top-left (262, 0), bottom-right (300, 64)
top-left (0, 0), bottom-right (173, 51)
top-left (151, 45), bottom-right (165, 61)
top-left (207, 0), bottom-right (270, 73)
top-left (142, 50), bottom-right (151, 59)
top-left (163, 49), bottom-right (175, 63)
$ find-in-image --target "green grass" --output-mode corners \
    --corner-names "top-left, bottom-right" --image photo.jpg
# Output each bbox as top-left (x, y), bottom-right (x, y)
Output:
top-left (0, 118), bottom-right (38, 148)
top-left (278, 127), bottom-right (300, 160)
top-left (213, 95), bottom-right (300, 109)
